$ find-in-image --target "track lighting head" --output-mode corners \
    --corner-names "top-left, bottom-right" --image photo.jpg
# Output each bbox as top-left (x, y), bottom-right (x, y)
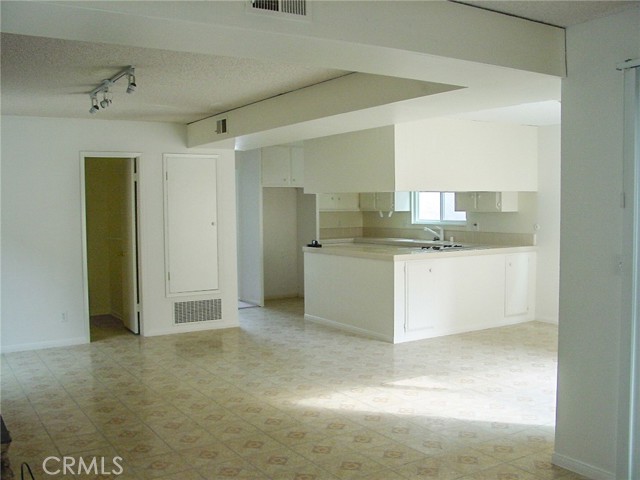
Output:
top-left (87, 66), bottom-right (136, 115)
top-left (127, 74), bottom-right (137, 94)
top-left (89, 96), bottom-right (100, 114)
top-left (100, 90), bottom-right (111, 109)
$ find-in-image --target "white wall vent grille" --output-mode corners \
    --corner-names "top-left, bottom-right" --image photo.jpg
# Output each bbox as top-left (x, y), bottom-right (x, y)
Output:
top-left (174, 299), bottom-right (222, 324)
top-left (251, 0), bottom-right (307, 16)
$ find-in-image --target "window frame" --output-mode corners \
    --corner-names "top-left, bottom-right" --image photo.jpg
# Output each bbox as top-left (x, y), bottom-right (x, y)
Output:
top-left (410, 191), bottom-right (467, 225)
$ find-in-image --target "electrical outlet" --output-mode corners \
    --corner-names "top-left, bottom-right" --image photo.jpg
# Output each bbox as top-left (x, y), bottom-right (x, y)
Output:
top-left (61, 312), bottom-right (69, 323)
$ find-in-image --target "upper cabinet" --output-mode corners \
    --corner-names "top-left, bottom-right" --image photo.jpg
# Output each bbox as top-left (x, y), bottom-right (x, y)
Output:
top-left (262, 145), bottom-right (304, 187)
top-left (454, 192), bottom-right (519, 212)
top-left (304, 118), bottom-right (538, 193)
top-left (304, 126), bottom-right (396, 193)
top-left (360, 192), bottom-right (410, 212)
top-left (318, 193), bottom-right (360, 211)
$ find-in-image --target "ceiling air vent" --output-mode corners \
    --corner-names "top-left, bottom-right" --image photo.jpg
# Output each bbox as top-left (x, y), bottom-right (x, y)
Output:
top-left (251, 0), bottom-right (307, 16)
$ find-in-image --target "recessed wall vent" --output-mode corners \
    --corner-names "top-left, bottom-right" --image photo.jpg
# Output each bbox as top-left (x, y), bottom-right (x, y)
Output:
top-left (174, 299), bottom-right (222, 324)
top-left (251, 0), bottom-right (307, 16)
top-left (215, 118), bottom-right (227, 134)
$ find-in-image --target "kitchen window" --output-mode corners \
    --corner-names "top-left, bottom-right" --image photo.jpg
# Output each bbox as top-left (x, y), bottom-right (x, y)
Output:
top-left (411, 192), bottom-right (466, 224)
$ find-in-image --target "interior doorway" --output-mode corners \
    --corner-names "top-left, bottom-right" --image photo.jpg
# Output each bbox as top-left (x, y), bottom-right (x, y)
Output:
top-left (82, 154), bottom-right (141, 339)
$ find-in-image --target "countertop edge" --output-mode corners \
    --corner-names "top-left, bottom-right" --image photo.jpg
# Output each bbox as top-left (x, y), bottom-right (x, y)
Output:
top-left (302, 243), bottom-right (536, 261)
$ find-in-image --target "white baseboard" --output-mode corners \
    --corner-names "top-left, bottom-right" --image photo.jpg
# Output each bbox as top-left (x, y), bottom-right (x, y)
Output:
top-left (304, 314), bottom-right (393, 343)
top-left (536, 316), bottom-right (559, 324)
top-left (552, 452), bottom-right (615, 480)
top-left (144, 319), bottom-right (240, 337)
top-left (1, 336), bottom-right (88, 353)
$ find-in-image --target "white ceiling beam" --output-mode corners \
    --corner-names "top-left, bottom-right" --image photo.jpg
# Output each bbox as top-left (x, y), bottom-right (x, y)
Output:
top-left (0, 1), bottom-right (565, 81)
top-left (187, 73), bottom-right (462, 148)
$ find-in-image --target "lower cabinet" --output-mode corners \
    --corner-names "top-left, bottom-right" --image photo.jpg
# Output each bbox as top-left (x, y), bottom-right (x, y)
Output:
top-left (401, 251), bottom-right (535, 342)
top-left (505, 253), bottom-right (532, 316)
top-left (304, 249), bottom-right (536, 344)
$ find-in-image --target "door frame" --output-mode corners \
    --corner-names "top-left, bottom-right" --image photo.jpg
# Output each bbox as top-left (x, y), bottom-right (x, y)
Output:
top-left (80, 151), bottom-right (143, 340)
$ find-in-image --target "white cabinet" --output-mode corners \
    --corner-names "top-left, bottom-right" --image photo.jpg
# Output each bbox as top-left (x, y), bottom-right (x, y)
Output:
top-left (304, 118), bottom-right (538, 193)
top-left (318, 193), bottom-right (360, 211)
top-left (359, 192), bottom-right (410, 212)
top-left (403, 255), bottom-right (504, 339)
top-left (505, 253), bottom-right (531, 316)
top-left (455, 192), bottom-right (519, 212)
top-left (164, 154), bottom-right (219, 296)
top-left (261, 146), bottom-right (304, 187)
top-left (304, 126), bottom-right (396, 193)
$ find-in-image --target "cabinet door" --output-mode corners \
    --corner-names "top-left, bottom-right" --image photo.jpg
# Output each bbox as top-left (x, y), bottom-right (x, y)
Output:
top-left (319, 193), bottom-right (360, 211)
top-left (262, 146), bottom-right (291, 186)
top-left (290, 147), bottom-right (304, 187)
top-left (375, 192), bottom-right (394, 212)
top-left (318, 193), bottom-right (335, 210)
top-left (455, 192), bottom-right (477, 211)
top-left (405, 261), bottom-right (443, 334)
top-left (505, 254), bottom-right (529, 316)
top-left (164, 155), bottom-right (219, 295)
top-left (336, 193), bottom-right (360, 211)
top-left (359, 193), bottom-right (376, 211)
top-left (475, 192), bottom-right (499, 212)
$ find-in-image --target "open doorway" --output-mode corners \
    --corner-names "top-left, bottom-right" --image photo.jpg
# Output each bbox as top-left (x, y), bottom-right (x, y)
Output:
top-left (82, 154), bottom-right (141, 340)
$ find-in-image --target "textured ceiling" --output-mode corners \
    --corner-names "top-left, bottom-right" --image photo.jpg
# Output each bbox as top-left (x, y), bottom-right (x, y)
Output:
top-left (1, 2), bottom-right (637, 126)
top-left (454, 0), bottom-right (638, 27)
top-left (0, 33), bottom-right (348, 124)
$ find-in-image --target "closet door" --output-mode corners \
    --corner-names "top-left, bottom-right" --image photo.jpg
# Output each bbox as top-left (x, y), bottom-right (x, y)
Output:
top-left (164, 154), bottom-right (219, 295)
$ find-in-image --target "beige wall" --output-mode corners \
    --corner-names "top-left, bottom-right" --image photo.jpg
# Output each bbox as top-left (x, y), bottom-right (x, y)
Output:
top-left (85, 158), bottom-right (127, 318)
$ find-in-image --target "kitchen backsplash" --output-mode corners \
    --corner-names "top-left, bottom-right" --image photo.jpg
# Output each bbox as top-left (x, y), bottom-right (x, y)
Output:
top-left (319, 192), bottom-right (538, 247)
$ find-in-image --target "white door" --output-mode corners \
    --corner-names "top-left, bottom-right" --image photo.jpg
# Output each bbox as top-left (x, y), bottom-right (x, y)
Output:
top-left (121, 159), bottom-right (139, 333)
top-left (165, 155), bottom-right (219, 295)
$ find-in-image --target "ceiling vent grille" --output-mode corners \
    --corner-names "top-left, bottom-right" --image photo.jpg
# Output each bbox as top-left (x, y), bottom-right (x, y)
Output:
top-left (174, 299), bottom-right (222, 324)
top-left (251, 0), bottom-right (307, 16)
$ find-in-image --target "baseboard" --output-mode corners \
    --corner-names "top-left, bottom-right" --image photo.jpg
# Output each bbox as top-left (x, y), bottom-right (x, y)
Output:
top-left (398, 316), bottom-right (530, 343)
top-left (304, 314), bottom-right (393, 343)
top-left (552, 452), bottom-right (615, 480)
top-left (1, 336), bottom-right (88, 353)
top-left (264, 294), bottom-right (302, 301)
top-left (144, 319), bottom-right (240, 337)
top-left (536, 316), bottom-right (559, 324)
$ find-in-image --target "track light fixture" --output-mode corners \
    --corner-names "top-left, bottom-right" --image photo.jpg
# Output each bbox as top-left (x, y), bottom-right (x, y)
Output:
top-left (88, 66), bottom-right (136, 114)
top-left (89, 96), bottom-right (100, 114)
top-left (126, 72), bottom-right (137, 94)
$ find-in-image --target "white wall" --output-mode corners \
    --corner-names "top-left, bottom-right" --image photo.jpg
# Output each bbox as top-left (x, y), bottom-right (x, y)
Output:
top-left (555, 6), bottom-right (640, 479)
top-left (535, 126), bottom-right (561, 324)
top-left (262, 188), bottom-right (299, 299)
top-left (1, 116), bottom-right (238, 352)
top-left (296, 190), bottom-right (317, 297)
top-left (236, 150), bottom-right (264, 306)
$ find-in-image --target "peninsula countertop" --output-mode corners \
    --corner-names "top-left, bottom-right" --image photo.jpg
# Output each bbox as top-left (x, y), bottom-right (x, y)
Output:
top-left (302, 237), bottom-right (536, 261)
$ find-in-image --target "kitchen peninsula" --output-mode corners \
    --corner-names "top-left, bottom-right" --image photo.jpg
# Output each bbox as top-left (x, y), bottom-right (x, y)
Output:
top-left (303, 239), bottom-right (536, 343)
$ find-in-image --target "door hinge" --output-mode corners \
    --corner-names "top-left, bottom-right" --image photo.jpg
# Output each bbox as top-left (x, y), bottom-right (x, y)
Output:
top-left (621, 191), bottom-right (626, 208)
top-left (168, 271), bottom-right (171, 281)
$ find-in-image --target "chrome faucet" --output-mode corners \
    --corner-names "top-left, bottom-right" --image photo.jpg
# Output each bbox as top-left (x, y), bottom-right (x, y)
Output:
top-left (423, 225), bottom-right (444, 241)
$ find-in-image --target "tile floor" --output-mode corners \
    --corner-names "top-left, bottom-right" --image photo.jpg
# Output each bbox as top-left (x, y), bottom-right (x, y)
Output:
top-left (1, 299), bottom-right (588, 479)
